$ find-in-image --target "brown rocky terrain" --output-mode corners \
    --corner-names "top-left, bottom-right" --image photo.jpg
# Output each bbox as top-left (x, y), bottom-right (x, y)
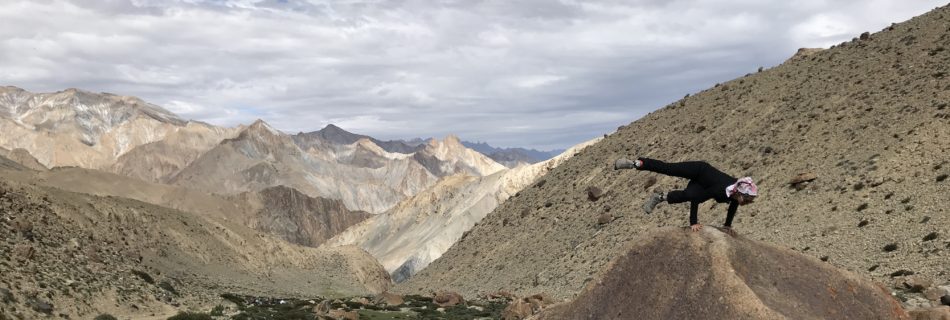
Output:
top-left (0, 162), bottom-right (390, 319)
top-left (402, 3), bottom-right (950, 310)
top-left (534, 227), bottom-right (908, 320)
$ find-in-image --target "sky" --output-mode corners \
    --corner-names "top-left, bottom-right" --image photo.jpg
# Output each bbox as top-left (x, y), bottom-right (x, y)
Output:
top-left (0, 0), bottom-right (945, 150)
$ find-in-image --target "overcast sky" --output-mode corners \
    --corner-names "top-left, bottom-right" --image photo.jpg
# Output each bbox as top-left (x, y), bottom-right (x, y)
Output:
top-left (1, 0), bottom-right (945, 150)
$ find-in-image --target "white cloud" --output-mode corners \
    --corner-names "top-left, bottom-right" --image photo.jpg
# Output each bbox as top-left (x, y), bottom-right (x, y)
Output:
top-left (0, 0), bottom-right (946, 150)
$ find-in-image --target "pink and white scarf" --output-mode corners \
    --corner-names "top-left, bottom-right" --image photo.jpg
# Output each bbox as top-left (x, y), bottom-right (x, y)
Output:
top-left (726, 177), bottom-right (758, 197)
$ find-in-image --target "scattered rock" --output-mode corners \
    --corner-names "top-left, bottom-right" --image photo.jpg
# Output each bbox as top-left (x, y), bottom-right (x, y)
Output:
top-left (789, 172), bottom-right (818, 185)
top-left (597, 213), bottom-right (613, 225)
top-left (924, 232), bottom-right (938, 241)
top-left (924, 287), bottom-right (949, 301)
top-left (313, 300), bottom-right (331, 315)
top-left (884, 243), bottom-right (899, 252)
top-left (13, 243), bottom-right (35, 261)
top-left (327, 309), bottom-right (359, 320)
top-left (858, 219), bottom-right (870, 228)
top-left (908, 306), bottom-right (950, 320)
top-left (586, 187), bottom-right (605, 201)
top-left (502, 299), bottom-right (534, 320)
top-left (0, 288), bottom-right (14, 303)
top-left (868, 264), bottom-right (879, 272)
top-left (374, 292), bottom-right (404, 306)
top-left (433, 291), bottom-right (464, 307)
top-left (899, 276), bottom-right (934, 293)
top-left (892, 270), bottom-right (916, 277)
top-left (27, 297), bottom-right (53, 314)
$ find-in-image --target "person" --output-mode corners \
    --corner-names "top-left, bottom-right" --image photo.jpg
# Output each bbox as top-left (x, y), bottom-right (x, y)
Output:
top-left (614, 157), bottom-right (757, 233)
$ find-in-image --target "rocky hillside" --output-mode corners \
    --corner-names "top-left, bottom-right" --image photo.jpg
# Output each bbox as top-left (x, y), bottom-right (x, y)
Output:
top-left (326, 138), bottom-right (600, 282)
top-left (401, 5), bottom-right (950, 301)
top-left (0, 166), bottom-right (390, 319)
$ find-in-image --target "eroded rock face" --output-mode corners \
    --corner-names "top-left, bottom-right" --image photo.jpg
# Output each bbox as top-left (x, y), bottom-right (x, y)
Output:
top-left (535, 228), bottom-right (909, 320)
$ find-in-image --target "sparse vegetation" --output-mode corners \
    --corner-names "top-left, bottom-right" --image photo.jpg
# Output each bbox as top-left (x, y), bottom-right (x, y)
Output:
top-left (93, 314), bottom-right (118, 320)
top-left (167, 312), bottom-right (212, 320)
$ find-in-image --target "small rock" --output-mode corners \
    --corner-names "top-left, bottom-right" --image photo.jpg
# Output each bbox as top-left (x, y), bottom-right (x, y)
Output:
top-left (586, 186), bottom-right (605, 201)
top-left (502, 299), bottom-right (534, 320)
top-left (860, 32), bottom-right (871, 40)
top-left (312, 300), bottom-right (330, 315)
top-left (597, 213), bottom-right (613, 225)
top-left (924, 287), bottom-right (949, 301)
top-left (820, 256), bottom-right (829, 262)
top-left (13, 243), bottom-right (35, 261)
top-left (883, 243), bottom-right (899, 252)
top-left (468, 305), bottom-right (484, 312)
top-left (908, 306), bottom-right (950, 320)
top-left (942, 295), bottom-right (950, 306)
top-left (924, 232), bottom-right (939, 241)
top-left (544, 201), bottom-right (553, 208)
top-left (902, 276), bottom-right (934, 293)
top-left (858, 220), bottom-right (870, 228)
top-left (868, 264), bottom-right (879, 272)
top-left (373, 292), bottom-right (404, 306)
top-left (891, 270), bottom-right (916, 277)
top-left (27, 297), bottom-right (53, 314)
top-left (433, 291), bottom-right (464, 307)
top-left (0, 288), bottom-right (14, 303)
top-left (789, 172), bottom-right (818, 188)
top-left (327, 309), bottom-right (359, 320)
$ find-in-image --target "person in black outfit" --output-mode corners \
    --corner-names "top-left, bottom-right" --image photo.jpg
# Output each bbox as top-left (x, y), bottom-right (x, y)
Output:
top-left (614, 157), bottom-right (758, 233)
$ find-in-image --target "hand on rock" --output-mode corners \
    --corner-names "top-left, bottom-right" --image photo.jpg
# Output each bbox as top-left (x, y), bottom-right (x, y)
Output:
top-left (690, 224), bottom-right (703, 232)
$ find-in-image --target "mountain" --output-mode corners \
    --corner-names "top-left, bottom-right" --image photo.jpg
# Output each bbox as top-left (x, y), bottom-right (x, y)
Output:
top-left (535, 228), bottom-right (908, 320)
top-left (110, 121), bottom-right (242, 183)
top-left (0, 169), bottom-right (390, 319)
top-left (463, 140), bottom-right (564, 167)
top-left (296, 124), bottom-right (425, 154)
top-left (400, 5), bottom-right (950, 303)
top-left (167, 119), bottom-right (441, 214)
top-left (0, 147), bottom-right (46, 171)
top-left (413, 135), bottom-right (508, 177)
top-left (326, 138), bottom-right (601, 282)
top-left (0, 87), bottom-right (189, 169)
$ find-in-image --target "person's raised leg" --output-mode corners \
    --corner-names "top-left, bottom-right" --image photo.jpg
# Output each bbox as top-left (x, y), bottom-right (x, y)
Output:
top-left (637, 158), bottom-right (709, 180)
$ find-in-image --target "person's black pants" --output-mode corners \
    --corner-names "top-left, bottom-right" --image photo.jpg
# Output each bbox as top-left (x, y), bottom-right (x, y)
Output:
top-left (637, 158), bottom-right (713, 204)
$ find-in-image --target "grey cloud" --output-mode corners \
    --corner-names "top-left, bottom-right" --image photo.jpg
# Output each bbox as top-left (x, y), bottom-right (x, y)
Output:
top-left (1, 0), bottom-right (945, 150)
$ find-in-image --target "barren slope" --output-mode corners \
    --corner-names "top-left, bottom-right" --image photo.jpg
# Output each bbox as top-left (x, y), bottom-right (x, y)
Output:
top-left (402, 5), bottom-right (950, 300)
top-left (0, 170), bottom-right (390, 319)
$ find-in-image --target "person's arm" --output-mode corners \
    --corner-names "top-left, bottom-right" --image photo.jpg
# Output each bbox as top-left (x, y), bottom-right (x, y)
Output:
top-left (724, 200), bottom-right (739, 227)
top-left (689, 201), bottom-right (699, 225)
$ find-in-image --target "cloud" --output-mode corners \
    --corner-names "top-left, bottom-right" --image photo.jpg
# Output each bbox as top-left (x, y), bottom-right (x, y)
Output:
top-left (0, 0), bottom-right (945, 150)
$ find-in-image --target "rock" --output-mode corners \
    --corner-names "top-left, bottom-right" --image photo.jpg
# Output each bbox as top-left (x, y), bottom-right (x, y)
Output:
top-left (884, 243), bottom-right (899, 252)
top-left (860, 32), bottom-right (871, 40)
top-left (312, 300), bottom-right (331, 315)
top-left (789, 172), bottom-right (818, 187)
top-left (586, 187), bottom-right (604, 201)
top-left (532, 227), bottom-right (909, 320)
top-left (433, 291), bottom-right (464, 307)
top-left (488, 291), bottom-right (516, 300)
top-left (900, 276), bottom-right (934, 293)
top-left (597, 213), bottom-right (613, 225)
top-left (906, 297), bottom-right (935, 309)
top-left (350, 297), bottom-right (370, 305)
top-left (13, 243), bottom-right (35, 261)
top-left (892, 270), bottom-right (916, 277)
top-left (27, 297), bottom-right (53, 314)
top-left (924, 232), bottom-right (938, 241)
top-left (925, 287), bottom-right (949, 301)
top-left (503, 299), bottom-right (535, 320)
top-left (373, 292), bottom-right (404, 306)
top-left (0, 288), bottom-right (14, 303)
top-left (327, 309), bottom-right (359, 320)
top-left (943, 295), bottom-right (950, 306)
top-left (525, 293), bottom-right (555, 310)
top-left (908, 306), bottom-right (950, 320)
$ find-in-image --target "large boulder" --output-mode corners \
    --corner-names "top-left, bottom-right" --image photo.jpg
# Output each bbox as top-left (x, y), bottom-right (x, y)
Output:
top-left (534, 227), bottom-right (909, 320)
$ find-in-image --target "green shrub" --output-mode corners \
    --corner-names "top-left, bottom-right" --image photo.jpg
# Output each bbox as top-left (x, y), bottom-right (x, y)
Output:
top-left (167, 311), bottom-right (212, 320)
top-left (210, 305), bottom-right (225, 316)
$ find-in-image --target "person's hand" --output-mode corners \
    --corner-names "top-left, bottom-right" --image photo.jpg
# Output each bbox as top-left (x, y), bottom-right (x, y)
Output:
top-left (722, 226), bottom-right (737, 237)
top-left (690, 224), bottom-right (703, 232)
